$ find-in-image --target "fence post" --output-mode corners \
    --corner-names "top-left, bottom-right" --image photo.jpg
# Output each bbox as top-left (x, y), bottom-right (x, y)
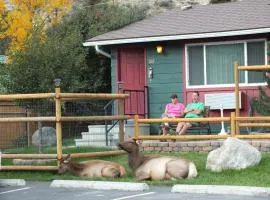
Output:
top-left (26, 105), bottom-right (31, 147)
top-left (234, 62), bottom-right (240, 135)
top-left (134, 115), bottom-right (139, 139)
top-left (230, 112), bottom-right (236, 137)
top-left (117, 82), bottom-right (125, 143)
top-left (54, 79), bottom-right (62, 165)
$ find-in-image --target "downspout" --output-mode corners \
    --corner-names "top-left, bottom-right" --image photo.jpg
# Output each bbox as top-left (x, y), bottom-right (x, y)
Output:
top-left (95, 45), bottom-right (111, 58)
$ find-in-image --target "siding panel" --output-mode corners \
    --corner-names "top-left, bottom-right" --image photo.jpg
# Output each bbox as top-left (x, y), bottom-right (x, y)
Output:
top-left (147, 44), bottom-right (183, 133)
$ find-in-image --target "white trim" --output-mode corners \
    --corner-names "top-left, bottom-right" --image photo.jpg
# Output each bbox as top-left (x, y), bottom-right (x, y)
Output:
top-left (203, 45), bottom-right (207, 85)
top-left (187, 38), bottom-right (266, 46)
top-left (83, 28), bottom-right (270, 46)
top-left (185, 46), bottom-right (189, 86)
top-left (265, 40), bottom-right (268, 65)
top-left (185, 38), bottom-right (267, 89)
top-left (187, 82), bottom-right (267, 89)
top-left (95, 45), bottom-right (111, 58)
top-left (244, 42), bottom-right (248, 84)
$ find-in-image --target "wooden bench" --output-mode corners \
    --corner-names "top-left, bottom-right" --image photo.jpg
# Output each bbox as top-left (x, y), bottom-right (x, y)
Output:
top-left (160, 106), bottom-right (211, 135)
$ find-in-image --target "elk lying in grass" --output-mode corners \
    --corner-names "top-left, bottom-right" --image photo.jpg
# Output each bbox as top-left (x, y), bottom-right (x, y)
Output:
top-left (58, 154), bottom-right (126, 178)
top-left (118, 139), bottom-right (197, 181)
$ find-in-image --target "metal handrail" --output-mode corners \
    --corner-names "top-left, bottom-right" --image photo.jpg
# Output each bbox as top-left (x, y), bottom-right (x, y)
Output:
top-left (123, 86), bottom-right (148, 118)
top-left (103, 99), bottom-right (116, 146)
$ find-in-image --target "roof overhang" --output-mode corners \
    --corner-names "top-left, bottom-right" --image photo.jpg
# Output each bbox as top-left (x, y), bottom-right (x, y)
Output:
top-left (83, 27), bottom-right (270, 47)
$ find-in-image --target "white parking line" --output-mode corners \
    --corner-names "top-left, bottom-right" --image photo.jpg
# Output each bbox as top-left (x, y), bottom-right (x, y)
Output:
top-left (111, 192), bottom-right (155, 200)
top-left (0, 187), bottom-right (31, 195)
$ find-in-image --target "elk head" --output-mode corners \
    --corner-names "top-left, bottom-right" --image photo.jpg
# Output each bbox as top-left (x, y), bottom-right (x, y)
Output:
top-left (118, 138), bottom-right (141, 153)
top-left (58, 154), bottom-right (72, 174)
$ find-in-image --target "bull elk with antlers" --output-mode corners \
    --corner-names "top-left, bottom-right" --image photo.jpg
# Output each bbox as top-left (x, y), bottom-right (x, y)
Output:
top-left (118, 139), bottom-right (197, 181)
top-left (58, 154), bottom-right (126, 178)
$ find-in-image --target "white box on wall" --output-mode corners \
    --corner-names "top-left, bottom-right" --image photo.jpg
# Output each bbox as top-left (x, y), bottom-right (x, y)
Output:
top-left (205, 92), bottom-right (242, 110)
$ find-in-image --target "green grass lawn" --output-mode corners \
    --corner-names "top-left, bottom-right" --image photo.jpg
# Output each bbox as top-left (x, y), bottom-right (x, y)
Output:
top-left (1, 147), bottom-right (270, 187)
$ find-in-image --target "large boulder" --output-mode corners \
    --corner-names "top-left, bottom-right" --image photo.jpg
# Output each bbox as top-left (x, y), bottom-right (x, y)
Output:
top-left (206, 137), bottom-right (261, 172)
top-left (32, 127), bottom-right (56, 147)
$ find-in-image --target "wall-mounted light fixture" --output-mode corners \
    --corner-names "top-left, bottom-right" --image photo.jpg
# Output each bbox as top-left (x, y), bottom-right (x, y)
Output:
top-left (156, 45), bottom-right (164, 54)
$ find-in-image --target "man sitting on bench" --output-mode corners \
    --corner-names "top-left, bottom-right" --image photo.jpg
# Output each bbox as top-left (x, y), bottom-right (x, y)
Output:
top-left (176, 91), bottom-right (205, 135)
top-left (161, 94), bottom-right (185, 136)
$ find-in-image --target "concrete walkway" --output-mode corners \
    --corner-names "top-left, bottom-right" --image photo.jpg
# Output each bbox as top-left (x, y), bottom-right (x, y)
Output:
top-left (1, 179), bottom-right (270, 197)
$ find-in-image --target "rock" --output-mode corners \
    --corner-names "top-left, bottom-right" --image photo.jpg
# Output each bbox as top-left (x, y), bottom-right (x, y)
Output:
top-left (206, 137), bottom-right (261, 172)
top-left (32, 127), bottom-right (56, 147)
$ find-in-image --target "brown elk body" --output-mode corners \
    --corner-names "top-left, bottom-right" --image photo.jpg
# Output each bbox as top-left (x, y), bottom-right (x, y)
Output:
top-left (58, 155), bottom-right (126, 178)
top-left (118, 139), bottom-right (197, 181)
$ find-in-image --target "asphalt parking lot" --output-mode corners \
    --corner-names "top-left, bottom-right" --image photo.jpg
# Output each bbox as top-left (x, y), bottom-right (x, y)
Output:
top-left (1, 181), bottom-right (270, 200)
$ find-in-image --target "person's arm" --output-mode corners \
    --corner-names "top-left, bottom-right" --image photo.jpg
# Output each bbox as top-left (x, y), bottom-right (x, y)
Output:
top-left (164, 104), bottom-right (168, 115)
top-left (191, 103), bottom-right (205, 115)
top-left (164, 104), bottom-right (172, 117)
top-left (179, 111), bottom-right (185, 117)
top-left (177, 104), bottom-right (185, 117)
top-left (184, 105), bottom-right (193, 114)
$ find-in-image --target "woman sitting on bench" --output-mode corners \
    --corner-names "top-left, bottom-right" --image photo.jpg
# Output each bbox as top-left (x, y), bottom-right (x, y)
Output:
top-left (161, 94), bottom-right (185, 136)
top-left (176, 91), bottom-right (205, 135)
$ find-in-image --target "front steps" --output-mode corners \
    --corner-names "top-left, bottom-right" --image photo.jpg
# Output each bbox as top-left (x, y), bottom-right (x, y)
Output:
top-left (75, 120), bottom-right (150, 147)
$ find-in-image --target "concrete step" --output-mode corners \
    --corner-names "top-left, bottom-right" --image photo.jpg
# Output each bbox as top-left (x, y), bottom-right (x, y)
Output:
top-left (75, 139), bottom-right (118, 147)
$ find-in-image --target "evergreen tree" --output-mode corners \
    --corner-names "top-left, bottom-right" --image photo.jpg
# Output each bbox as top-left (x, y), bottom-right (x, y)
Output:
top-left (251, 41), bottom-right (270, 116)
top-left (251, 73), bottom-right (270, 116)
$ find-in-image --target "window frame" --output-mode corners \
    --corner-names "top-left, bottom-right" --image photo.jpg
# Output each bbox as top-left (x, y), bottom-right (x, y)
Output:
top-left (185, 39), bottom-right (268, 89)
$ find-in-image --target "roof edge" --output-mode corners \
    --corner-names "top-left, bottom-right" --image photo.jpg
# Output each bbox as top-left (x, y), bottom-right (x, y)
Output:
top-left (83, 27), bottom-right (270, 47)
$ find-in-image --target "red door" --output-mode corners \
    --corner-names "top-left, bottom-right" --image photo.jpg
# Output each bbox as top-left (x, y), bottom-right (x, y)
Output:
top-left (118, 48), bottom-right (147, 118)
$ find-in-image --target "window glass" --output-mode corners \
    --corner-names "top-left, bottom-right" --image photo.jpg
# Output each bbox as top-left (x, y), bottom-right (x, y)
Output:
top-left (247, 41), bottom-right (265, 83)
top-left (188, 45), bottom-right (204, 86)
top-left (206, 43), bottom-right (244, 84)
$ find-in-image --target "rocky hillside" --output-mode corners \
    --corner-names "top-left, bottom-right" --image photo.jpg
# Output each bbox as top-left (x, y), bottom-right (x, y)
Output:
top-left (114, 0), bottom-right (211, 16)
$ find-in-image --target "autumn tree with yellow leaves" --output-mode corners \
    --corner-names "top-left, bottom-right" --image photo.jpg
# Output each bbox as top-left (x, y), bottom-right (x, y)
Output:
top-left (0, 0), bottom-right (73, 55)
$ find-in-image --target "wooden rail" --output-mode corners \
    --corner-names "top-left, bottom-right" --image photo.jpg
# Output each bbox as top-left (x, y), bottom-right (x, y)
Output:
top-left (138, 135), bottom-right (229, 140)
top-left (0, 117), bottom-right (56, 122)
top-left (60, 115), bottom-right (130, 122)
top-left (238, 65), bottom-right (270, 71)
top-left (0, 116), bottom-right (130, 122)
top-left (0, 166), bottom-right (58, 171)
top-left (60, 93), bottom-right (129, 100)
top-left (0, 93), bottom-right (55, 100)
top-left (236, 117), bottom-right (270, 121)
top-left (1, 151), bottom-right (126, 159)
top-left (0, 93), bottom-right (129, 101)
top-left (137, 117), bottom-right (230, 123)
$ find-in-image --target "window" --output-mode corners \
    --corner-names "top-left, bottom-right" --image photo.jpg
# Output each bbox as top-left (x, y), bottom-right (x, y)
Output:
top-left (186, 40), bottom-right (267, 87)
top-left (247, 41), bottom-right (265, 83)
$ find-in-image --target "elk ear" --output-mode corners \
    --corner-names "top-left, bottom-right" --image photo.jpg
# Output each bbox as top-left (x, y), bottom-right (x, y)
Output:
top-left (133, 138), bottom-right (142, 145)
top-left (63, 159), bottom-right (69, 164)
top-left (136, 140), bottom-right (143, 145)
top-left (66, 154), bottom-right (72, 161)
top-left (132, 138), bottom-right (138, 144)
top-left (61, 154), bottom-right (71, 163)
top-left (63, 156), bottom-right (71, 164)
